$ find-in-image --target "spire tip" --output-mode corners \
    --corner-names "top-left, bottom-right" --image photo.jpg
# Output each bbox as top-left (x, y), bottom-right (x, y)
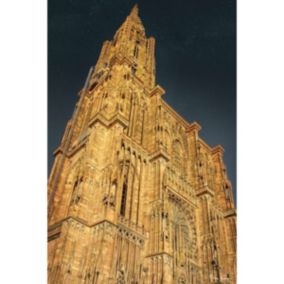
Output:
top-left (130, 4), bottom-right (139, 16)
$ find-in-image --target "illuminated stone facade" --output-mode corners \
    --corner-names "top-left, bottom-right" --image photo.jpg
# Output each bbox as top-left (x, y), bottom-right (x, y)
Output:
top-left (48, 5), bottom-right (236, 284)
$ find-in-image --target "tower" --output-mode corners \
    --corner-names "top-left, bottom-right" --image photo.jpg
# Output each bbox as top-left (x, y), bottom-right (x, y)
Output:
top-left (48, 5), bottom-right (236, 284)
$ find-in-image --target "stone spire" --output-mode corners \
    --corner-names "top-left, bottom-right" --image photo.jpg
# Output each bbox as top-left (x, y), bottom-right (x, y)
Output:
top-left (94, 3), bottom-right (156, 89)
top-left (123, 3), bottom-right (144, 31)
top-left (130, 4), bottom-right (139, 17)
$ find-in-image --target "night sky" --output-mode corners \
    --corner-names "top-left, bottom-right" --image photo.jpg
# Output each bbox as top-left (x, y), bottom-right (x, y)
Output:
top-left (48, 0), bottom-right (236, 203)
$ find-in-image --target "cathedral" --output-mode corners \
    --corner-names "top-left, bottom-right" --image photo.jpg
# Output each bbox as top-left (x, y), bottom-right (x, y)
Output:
top-left (48, 5), bottom-right (236, 284)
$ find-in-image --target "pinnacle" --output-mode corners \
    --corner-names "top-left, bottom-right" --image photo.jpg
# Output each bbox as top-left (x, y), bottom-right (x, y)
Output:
top-left (130, 4), bottom-right (139, 17)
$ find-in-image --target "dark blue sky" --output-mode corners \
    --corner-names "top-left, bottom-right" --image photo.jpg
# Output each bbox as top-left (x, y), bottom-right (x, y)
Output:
top-left (48, 0), bottom-right (236, 203)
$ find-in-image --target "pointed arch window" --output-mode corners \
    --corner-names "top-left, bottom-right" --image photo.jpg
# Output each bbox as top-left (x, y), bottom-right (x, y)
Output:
top-left (172, 209), bottom-right (191, 267)
top-left (71, 176), bottom-right (83, 205)
top-left (120, 180), bottom-right (128, 216)
top-left (164, 130), bottom-right (171, 152)
top-left (173, 140), bottom-right (184, 171)
top-left (73, 178), bottom-right (79, 192)
top-left (134, 45), bottom-right (139, 59)
top-left (131, 65), bottom-right (137, 75)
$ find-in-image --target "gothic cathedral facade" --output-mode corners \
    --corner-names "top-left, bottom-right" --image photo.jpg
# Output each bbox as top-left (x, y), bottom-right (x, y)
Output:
top-left (48, 5), bottom-right (236, 284)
